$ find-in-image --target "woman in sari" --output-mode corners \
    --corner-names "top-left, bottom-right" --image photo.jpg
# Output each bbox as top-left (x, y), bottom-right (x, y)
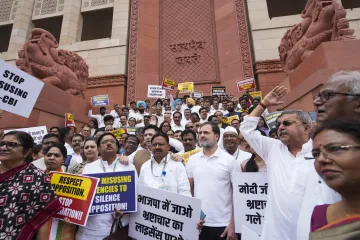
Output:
top-left (0, 131), bottom-right (62, 239)
top-left (70, 138), bottom-right (99, 174)
top-left (44, 143), bottom-right (67, 173)
top-left (310, 120), bottom-right (360, 239)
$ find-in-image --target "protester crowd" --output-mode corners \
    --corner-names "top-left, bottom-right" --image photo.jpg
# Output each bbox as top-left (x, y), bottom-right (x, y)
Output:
top-left (1, 70), bottom-right (360, 240)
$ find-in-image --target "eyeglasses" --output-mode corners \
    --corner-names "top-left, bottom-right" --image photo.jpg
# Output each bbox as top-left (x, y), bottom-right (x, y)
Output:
top-left (101, 139), bottom-right (116, 145)
top-left (311, 144), bottom-right (360, 160)
top-left (276, 120), bottom-right (304, 129)
top-left (46, 153), bottom-right (63, 158)
top-left (314, 91), bottom-right (360, 103)
top-left (0, 141), bottom-right (23, 149)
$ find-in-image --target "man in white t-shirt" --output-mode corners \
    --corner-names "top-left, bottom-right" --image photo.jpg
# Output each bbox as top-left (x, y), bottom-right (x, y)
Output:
top-left (186, 122), bottom-right (239, 240)
top-left (171, 112), bottom-right (185, 131)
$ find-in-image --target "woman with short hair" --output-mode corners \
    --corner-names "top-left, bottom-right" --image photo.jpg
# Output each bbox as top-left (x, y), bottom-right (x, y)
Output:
top-left (0, 131), bottom-right (62, 239)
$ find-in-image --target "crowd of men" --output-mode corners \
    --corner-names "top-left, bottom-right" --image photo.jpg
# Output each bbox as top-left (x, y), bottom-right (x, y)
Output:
top-left (1, 70), bottom-right (360, 240)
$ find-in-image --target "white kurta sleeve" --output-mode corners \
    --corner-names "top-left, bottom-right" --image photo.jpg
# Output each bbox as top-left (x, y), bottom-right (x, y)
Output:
top-left (240, 116), bottom-right (279, 162)
top-left (169, 138), bottom-right (184, 152)
top-left (175, 163), bottom-right (192, 197)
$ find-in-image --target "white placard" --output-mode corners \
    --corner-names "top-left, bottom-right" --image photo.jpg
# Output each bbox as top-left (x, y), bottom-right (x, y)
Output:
top-left (0, 59), bottom-right (44, 118)
top-left (148, 85), bottom-right (166, 98)
top-left (5, 126), bottom-right (48, 144)
top-left (129, 184), bottom-right (201, 240)
top-left (232, 172), bottom-right (268, 234)
top-left (242, 225), bottom-right (262, 240)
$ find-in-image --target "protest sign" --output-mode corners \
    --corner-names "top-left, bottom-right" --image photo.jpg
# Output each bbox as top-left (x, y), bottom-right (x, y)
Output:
top-left (91, 94), bottom-right (109, 106)
top-left (264, 111), bottom-right (282, 129)
top-left (148, 85), bottom-right (166, 98)
top-left (222, 115), bottom-right (239, 124)
top-left (112, 128), bottom-right (127, 140)
top-left (126, 127), bottom-right (137, 135)
top-left (0, 59), bottom-right (44, 118)
top-left (242, 225), bottom-right (262, 240)
top-left (50, 172), bottom-right (99, 226)
top-left (237, 78), bottom-right (256, 92)
top-left (179, 148), bottom-right (201, 164)
top-left (129, 184), bottom-right (201, 240)
top-left (249, 91), bottom-right (262, 100)
top-left (162, 78), bottom-right (175, 91)
top-left (193, 90), bottom-right (203, 99)
top-left (4, 126), bottom-right (47, 144)
top-left (65, 113), bottom-right (75, 127)
top-left (211, 86), bottom-right (226, 96)
top-left (178, 82), bottom-right (194, 93)
top-left (86, 170), bottom-right (137, 215)
top-left (232, 173), bottom-right (268, 234)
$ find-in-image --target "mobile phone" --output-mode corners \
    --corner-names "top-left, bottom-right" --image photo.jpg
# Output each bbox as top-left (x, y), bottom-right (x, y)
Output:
top-left (200, 210), bottom-right (206, 220)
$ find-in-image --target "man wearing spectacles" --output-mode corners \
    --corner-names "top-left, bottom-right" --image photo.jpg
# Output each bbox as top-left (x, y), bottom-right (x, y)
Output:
top-left (297, 71), bottom-right (360, 240)
top-left (240, 86), bottom-right (314, 240)
top-left (313, 71), bottom-right (360, 123)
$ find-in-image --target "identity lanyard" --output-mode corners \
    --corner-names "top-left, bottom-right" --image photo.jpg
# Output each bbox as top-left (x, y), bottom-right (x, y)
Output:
top-left (151, 155), bottom-right (167, 177)
top-left (100, 158), bottom-right (119, 172)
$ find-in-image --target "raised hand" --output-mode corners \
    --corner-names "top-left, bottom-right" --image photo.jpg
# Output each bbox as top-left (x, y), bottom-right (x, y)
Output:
top-left (262, 86), bottom-right (288, 107)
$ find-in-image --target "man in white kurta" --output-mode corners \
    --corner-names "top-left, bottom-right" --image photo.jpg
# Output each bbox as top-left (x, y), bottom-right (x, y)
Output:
top-left (240, 86), bottom-right (314, 240)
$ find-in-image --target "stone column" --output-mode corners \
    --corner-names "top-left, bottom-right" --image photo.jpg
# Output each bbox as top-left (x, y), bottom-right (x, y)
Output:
top-left (111, 0), bottom-right (129, 43)
top-left (8, 0), bottom-right (35, 52)
top-left (59, 0), bottom-right (83, 45)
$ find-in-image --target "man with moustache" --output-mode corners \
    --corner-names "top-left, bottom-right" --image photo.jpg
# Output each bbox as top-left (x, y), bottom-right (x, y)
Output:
top-left (138, 133), bottom-right (191, 196)
top-left (297, 71), bottom-right (360, 240)
top-left (223, 126), bottom-right (251, 165)
top-left (240, 86), bottom-right (314, 240)
top-left (186, 122), bottom-right (239, 240)
top-left (70, 134), bottom-right (84, 164)
top-left (225, 101), bottom-right (241, 118)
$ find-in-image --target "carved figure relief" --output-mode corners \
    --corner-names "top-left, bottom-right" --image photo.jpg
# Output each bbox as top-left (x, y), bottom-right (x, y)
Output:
top-left (279, 0), bottom-right (356, 73)
top-left (16, 28), bottom-right (89, 98)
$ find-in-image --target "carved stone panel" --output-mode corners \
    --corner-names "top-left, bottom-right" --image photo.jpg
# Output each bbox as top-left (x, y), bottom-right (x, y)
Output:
top-left (160, 0), bottom-right (219, 83)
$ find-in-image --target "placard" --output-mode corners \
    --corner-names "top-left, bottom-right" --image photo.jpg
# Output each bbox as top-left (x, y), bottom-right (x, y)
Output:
top-left (264, 111), bottom-right (282, 129)
top-left (193, 91), bottom-right (203, 99)
top-left (148, 85), bottom-right (166, 98)
top-left (91, 94), bottom-right (109, 106)
top-left (4, 126), bottom-right (47, 144)
top-left (129, 184), bottom-right (201, 240)
top-left (112, 128), bottom-right (127, 140)
top-left (179, 148), bottom-right (201, 164)
top-left (222, 115), bottom-right (239, 124)
top-left (0, 59), bottom-right (44, 118)
top-left (178, 82), bottom-right (194, 93)
top-left (50, 172), bottom-right (99, 226)
top-left (86, 171), bottom-right (137, 215)
top-left (249, 91), bottom-right (262, 100)
top-left (65, 113), bottom-right (75, 127)
top-left (162, 78), bottom-right (175, 91)
top-left (237, 78), bottom-right (256, 92)
top-left (232, 173), bottom-right (268, 234)
top-left (242, 225), bottom-right (262, 240)
top-left (211, 86), bottom-right (226, 96)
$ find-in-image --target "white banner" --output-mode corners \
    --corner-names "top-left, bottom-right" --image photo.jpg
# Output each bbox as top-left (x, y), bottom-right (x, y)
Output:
top-left (5, 126), bottom-right (48, 144)
top-left (242, 225), bottom-right (262, 240)
top-left (147, 85), bottom-right (166, 98)
top-left (232, 172), bottom-right (268, 234)
top-left (129, 184), bottom-right (201, 240)
top-left (0, 59), bottom-right (44, 118)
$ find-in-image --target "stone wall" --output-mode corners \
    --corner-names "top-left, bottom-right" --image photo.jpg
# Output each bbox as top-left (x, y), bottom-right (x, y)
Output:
top-left (247, 0), bottom-right (360, 61)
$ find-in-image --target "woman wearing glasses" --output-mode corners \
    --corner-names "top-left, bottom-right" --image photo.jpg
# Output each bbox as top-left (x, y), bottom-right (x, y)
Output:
top-left (310, 120), bottom-right (360, 239)
top-left (0, 131), bottom-right (62, 239)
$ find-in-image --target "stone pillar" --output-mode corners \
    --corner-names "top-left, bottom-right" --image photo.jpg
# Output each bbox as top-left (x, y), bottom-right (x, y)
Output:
top-left (8, 0), bottom-right (35, 52)
top-left (111, 0), bottom-right (129, 42)
top-left (59, 0), bottom-right (82, 45)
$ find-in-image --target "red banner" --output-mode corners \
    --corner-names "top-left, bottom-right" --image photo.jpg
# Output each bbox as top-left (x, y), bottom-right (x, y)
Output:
top-left (50, 172), bottom-right (99, 226)
top-left (65, 113), bottom-right (75, 127)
